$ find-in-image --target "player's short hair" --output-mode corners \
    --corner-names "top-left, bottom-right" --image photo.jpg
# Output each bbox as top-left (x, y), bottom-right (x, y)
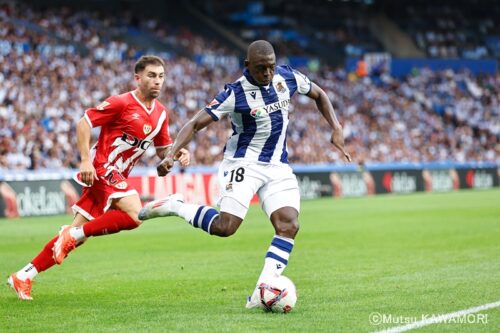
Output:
top-left (134, 55), bottom-right (165, 74)
top-left (247, 40), bottom-right (275, 59)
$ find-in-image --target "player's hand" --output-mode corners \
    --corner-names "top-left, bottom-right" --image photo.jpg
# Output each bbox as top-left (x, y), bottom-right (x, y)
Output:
top-left (175, 148), bottom-right (190, 167)
top-left (80, 160), bottom-right (98, 186)
top-left (157, 154), bottom-right (175, 177)
top-left (330, 128), bottom-right (352, 163)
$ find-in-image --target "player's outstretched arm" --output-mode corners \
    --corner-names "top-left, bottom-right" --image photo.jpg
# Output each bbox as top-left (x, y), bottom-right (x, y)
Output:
top-left (157, 110), bottom-right (215, 176)
top-left (76, 118), bottom-right (98, 185)
top-left (307, 82), bottom-right (352, 162)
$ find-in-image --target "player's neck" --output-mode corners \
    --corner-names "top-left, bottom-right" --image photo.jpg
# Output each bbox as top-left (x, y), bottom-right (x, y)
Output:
top-left (133, 89), bottom-right (154, 108)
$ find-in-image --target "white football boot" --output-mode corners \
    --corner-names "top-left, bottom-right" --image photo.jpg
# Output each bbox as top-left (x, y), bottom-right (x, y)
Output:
top-left (138, 193), bottom-right (184, 221)
top-left (245, 284), bottom-right (264, 309)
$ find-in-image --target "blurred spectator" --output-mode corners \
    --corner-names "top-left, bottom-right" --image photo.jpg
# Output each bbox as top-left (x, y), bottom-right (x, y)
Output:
top-left (0, 1), bottom-right (498, 172)
top-left (384, 1), bottom-right (500, 59)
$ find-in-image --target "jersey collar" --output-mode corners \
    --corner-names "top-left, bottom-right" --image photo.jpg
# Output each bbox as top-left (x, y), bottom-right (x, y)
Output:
top-left (131, 91), bottom-right (155, 114)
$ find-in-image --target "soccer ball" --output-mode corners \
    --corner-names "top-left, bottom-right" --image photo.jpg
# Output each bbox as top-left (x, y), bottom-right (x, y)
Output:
top-left (258, 275), bottom-right (297, 313)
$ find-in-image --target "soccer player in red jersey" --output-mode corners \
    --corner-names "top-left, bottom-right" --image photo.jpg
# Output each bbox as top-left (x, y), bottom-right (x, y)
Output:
top-left (7, 55), bottom-right (190, 300)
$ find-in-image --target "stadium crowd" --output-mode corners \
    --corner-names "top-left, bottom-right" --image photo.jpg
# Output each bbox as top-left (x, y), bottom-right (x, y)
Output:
top-left (193, 0), bottom-right (382, 59)
top-left (384, 0), bottom-right (500, 59)
top-left (0, 2), bottom-right (499, 171)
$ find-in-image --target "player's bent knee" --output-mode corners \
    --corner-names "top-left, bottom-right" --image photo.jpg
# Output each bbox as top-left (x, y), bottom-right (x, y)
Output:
top-left (212, 221), bottom-right (238, 237)
top-left (271, 208), bottom-right (300, 238)
top-left (112, 195), bottom-right (143, 225)
top-left (210, 214), bottom-right (242, 237)
top-left (217, 226), bottom-right (237, 237)
top-left (124, 211), bottom-right (142, 226)
top-left (275, 219), bottom-right (299, 238)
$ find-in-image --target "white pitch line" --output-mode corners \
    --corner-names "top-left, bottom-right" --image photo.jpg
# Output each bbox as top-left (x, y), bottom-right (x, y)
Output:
top-left (373, 300), bottom-right (500, 333)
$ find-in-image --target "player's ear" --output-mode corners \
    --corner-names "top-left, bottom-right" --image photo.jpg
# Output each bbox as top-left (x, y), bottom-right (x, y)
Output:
top-left (134, 73), bottom-right (141, 82)
top-left (244, 59), bottom-right (249, 68)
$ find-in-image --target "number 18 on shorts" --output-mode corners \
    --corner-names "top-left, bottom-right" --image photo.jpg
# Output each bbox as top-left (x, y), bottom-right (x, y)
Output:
top-left (217, 160), bottom-right (301, 219)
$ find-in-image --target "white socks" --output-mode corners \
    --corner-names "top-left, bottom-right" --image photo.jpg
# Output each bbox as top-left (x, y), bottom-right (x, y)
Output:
top-left (257, 235), bottom-right (295, 284)
top-left (178, 203), bottom-right (200, 222)
top-left (69, 226), bottom-right (86, 243)
top-left (17, 263), bottom-right (38, 281)
top-left (180, 204), bottom-right (219, 234)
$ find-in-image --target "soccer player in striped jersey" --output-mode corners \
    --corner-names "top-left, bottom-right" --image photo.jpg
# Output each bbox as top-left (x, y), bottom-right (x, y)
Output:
top-left (139, 40), bottom-right (351, 308)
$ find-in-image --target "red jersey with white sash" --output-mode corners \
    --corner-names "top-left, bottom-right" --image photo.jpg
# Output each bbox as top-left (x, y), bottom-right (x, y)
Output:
top-left (84, 91), bottom-right (172, 179)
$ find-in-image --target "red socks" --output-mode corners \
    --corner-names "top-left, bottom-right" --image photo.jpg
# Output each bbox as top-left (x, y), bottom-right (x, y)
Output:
top-left (83, 210), bottom-right (139, 237)
top-left (31, 235), bottom-right (58, 272)
top-left (30, 210), bottom-right (137, 274)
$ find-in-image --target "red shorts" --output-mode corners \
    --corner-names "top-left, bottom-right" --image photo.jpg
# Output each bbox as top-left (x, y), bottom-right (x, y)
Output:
top-left (72, 171), bottom-right (137, 220)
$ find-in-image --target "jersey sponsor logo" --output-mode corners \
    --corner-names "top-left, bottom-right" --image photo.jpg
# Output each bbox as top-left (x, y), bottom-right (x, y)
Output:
top-left (96, 101), bottom-right (110, 111)
top-left (121, 133), bottom-right (152, 150)
top-left (143, 124), bottom-right (152, 134)
top-left (250, 107), bottom-right (265, 118)
top-left (275, 81), bottom-right (287, 93)
top-left (263, 99), bottom-right (290, 114)
top-left (250, 99), bottom-right (290, 118)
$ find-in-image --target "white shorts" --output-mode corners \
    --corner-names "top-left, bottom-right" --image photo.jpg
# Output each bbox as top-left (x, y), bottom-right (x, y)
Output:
top-left (217, 159), bottom-right (300, 219)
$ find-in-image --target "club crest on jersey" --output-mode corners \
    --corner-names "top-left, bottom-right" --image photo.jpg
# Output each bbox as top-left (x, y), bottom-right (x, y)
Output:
top-left (143, 124), bottom-right (152, 134)
top-left (96, 101), bottom-right (110, 111)
top-left (275, 81), bottom-right (287, 93)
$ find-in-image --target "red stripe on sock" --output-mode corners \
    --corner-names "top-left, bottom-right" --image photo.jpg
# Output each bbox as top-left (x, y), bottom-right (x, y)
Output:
top-left (83, 210), bottom-right (139, 237)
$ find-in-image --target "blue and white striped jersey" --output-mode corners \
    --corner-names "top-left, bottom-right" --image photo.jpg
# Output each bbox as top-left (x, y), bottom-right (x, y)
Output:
top-left (204, 65), bottom-right (311, 164)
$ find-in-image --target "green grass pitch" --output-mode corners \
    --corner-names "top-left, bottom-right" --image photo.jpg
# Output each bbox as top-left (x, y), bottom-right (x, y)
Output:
top-left (1, 189), bottom-right (499, 333)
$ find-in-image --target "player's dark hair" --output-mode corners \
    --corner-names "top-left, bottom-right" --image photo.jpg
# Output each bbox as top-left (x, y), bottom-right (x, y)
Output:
top-left (247, 40), bottom-right (275, 59)
top-left (134, 55), bottom-right (165, 74)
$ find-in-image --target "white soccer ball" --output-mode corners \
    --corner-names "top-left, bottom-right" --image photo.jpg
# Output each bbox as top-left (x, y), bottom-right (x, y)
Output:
top-left (259, 275), bottom-right (297, 313)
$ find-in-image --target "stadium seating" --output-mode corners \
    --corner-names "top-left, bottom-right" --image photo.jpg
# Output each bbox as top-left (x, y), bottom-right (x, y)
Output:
top-left (192, 0), bottom-right (384, 63)
top-left (0, 1), bottom-right (498, 171)
top-left (381, 0), bottom-right (500, 59)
